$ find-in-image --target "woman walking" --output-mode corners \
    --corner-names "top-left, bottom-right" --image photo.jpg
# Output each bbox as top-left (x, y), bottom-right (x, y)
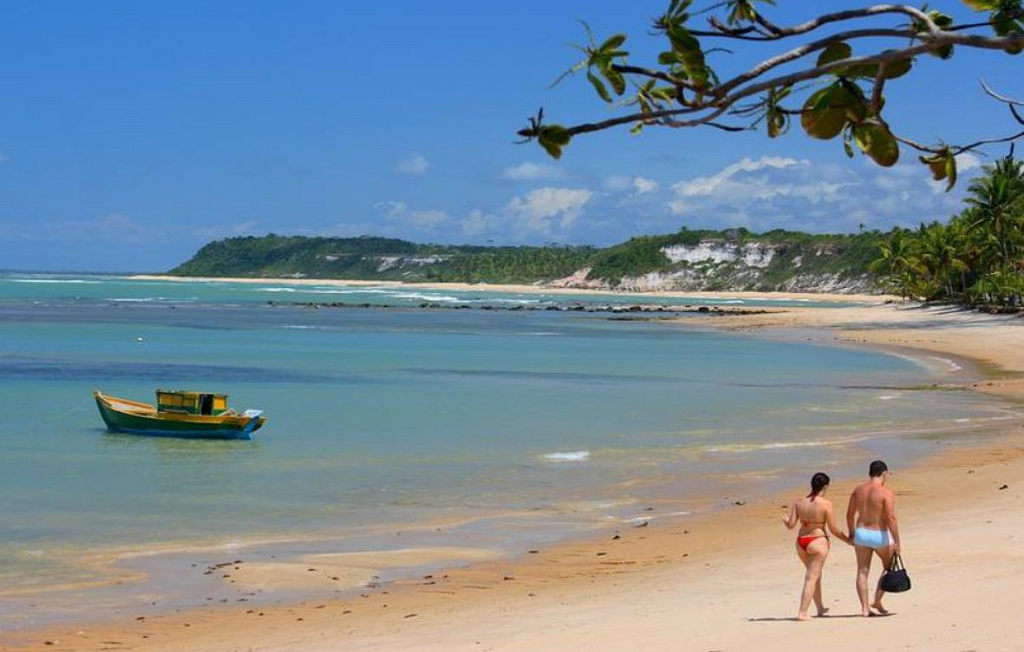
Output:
top-left (781, 472), bottom-right (851, 620)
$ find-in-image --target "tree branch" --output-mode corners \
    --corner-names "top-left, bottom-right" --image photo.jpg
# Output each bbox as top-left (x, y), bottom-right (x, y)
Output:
top-left (694, 4), bottom-right (939, 41)
top-left (714, 28), bottom-right (916, 97)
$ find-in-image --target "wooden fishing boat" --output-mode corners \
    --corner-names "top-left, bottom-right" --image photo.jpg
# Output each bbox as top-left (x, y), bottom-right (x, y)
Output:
top-left (94, 389), bottom-right (266, 440)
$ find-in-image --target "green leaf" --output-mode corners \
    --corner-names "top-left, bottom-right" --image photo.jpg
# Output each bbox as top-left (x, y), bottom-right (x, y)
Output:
top-left (853, 123), bottom-right (899, 167)
top-left (817, 42), bottom-right (852, 67)
top-left (879, 55), bottom-right (913, 79)
top-left (800, 83), bottom-right (862, 140)
top-left (599, 34), bottom-right (627, 52)
top-left (629, 122), bottom-right (644, 135)
top-left (961, 0), bottom-right (1000, 10)
top-left (766, 111), bottom-right (788, 138)
top-left (586, 71), bottom-right (612, 103)
top-left (651, 86), bottom-right (677, 102)
top-left (658, 51), bottom-right (681, 66)
top-left (666, 26), bottom-right (710, 88)
top-left (944, 151), bottom-right (958, 190)
top-left (602, 67), bottom-right (627, 95)
top-left (928, 10), bottom-right (954, 29)
top-left (843, 138), bottom-right (855, 158)
top-left (537, 125), bottom-right (572, 160)
top-left (920, 148), bottom-right (958, 191)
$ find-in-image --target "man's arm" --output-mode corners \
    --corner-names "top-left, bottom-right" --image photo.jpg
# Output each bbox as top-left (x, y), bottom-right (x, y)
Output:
top-left (885, 491), bottom-right (901, 554)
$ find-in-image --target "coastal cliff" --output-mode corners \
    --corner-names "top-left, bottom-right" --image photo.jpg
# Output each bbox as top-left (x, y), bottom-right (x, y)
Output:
top-left (169, 228), bottom-right (882, 294)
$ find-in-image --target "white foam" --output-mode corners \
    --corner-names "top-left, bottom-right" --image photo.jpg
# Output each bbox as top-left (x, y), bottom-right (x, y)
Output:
top-left (10, 278), bottom-right (100, 284)
top-left (107, 297), bottom-right (196, 302)
top-left (703, 437), bottom-right (864, 453)
top-left (392, 292), bottom-right (463, 302)
top-left (622, 510), bottom-right (690, 524)
top-left (542, 450), bottom-right (590, 462)
top-left (928, 356), bottom-right (963, 373)
top-left (877, 395), bottom-right (897, 401)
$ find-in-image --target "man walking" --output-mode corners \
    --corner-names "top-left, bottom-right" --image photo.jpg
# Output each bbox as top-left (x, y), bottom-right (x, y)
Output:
top-left (846, 460), bottom-right (901, 616)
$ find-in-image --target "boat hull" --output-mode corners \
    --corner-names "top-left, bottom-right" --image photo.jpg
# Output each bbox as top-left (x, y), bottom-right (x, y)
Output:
top-left (94, 392), bottom-right (265, 441)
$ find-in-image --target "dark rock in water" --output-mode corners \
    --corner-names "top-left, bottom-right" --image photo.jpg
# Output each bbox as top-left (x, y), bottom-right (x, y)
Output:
top-left (698, 306), bottom-right (710, 312)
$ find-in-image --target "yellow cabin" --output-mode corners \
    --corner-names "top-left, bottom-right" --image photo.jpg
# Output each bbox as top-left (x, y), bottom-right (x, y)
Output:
top-left (156, 390), bottom-right (230, 416)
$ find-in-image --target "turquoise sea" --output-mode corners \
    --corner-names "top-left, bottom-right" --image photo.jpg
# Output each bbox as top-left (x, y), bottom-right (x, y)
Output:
top-left (0, 273), bottom-right (1014, 630)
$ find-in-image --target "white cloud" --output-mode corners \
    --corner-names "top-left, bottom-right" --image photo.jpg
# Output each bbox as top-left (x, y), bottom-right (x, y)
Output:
top-left (603, 176), bottom-right (632, 191)
top-left (605, 175), bottom-right (659, 194)
top-left (394, 153), bottom-right (429, 176)
top-left (633, 177), bottom-right (658, 194)
top-left (372, 200), bottom-right (447, 233)
top-left (673, 156), bottom-right (804, 197)
top-left (405, 209), bottom-right (448, 230)
top-left (505, 187), bottom-right (593, 235)
top-left (374, 200), bottom-right (408, 218)
top-left (501, 162), bottom-right (562, 180)
top-left (658, 154), bottom-right (986, 233)
top-left (460, 209), bottom-right (502, 238)
top-left (956, 152), bottom-right (982, 173)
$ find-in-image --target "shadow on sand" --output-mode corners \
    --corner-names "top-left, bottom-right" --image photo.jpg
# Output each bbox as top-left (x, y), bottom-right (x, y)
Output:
top-left (748, 612), bottom-right (894, 622)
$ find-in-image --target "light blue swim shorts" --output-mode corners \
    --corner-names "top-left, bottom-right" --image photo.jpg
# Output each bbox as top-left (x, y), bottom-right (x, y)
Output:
top-left (853, 527), bottom-right (891, 549)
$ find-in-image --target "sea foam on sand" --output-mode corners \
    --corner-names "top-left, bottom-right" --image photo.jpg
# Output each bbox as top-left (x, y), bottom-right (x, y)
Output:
top-left (542, 451), bottom-right (590, 462)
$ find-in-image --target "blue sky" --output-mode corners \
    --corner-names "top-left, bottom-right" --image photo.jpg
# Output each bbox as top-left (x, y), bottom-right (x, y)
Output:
top-left (1, 1), bottom-right (1021, 272)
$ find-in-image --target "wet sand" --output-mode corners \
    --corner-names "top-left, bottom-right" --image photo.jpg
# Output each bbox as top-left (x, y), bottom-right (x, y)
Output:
top-left (5, 298), bottom-right (1023, 652)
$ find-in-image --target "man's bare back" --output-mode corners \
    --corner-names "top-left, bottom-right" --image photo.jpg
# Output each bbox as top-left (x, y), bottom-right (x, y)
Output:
top-left (846, 460), bottom-right (901, 616)
top-left (849, 481), bottom-right (893, 530)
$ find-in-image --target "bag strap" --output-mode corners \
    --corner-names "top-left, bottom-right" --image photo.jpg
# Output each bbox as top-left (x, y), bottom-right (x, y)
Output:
top-left (888, 553), bottom-right (904, 572)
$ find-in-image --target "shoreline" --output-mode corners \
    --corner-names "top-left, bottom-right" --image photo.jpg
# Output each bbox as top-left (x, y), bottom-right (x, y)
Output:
top-left (129, 274), bottom-right (894, 304)
top-left (5, 300), bottom-right (1023, 651)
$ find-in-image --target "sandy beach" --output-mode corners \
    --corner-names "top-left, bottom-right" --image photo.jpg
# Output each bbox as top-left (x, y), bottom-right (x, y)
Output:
top-left (5, 291), bottom-right (1023, 652)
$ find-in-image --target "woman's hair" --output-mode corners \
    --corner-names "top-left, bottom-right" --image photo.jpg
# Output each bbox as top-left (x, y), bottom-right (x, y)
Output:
top-left (808, 472), bottom-right (830, 499)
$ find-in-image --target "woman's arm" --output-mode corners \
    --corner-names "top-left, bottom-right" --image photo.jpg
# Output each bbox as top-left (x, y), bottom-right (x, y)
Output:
top-left (826, 504), bottom-right (851, 544)
top-left (780, 503), bottom-right (798, 529)
top-left (846, 489), bottom-right (858, 537)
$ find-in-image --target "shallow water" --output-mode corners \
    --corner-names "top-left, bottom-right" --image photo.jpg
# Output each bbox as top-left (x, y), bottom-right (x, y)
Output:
top-left (0, 274), bottom-right (1011, 629)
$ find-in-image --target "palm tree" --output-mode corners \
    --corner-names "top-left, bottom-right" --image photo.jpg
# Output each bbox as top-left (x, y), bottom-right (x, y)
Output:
top-left (871, 228), bottom-right (924, 299)
top-left (964, 156), bottom-right (1024, 269)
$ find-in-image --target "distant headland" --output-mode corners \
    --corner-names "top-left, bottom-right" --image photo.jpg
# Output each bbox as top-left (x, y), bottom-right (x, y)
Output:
top-left (167, 227), bottom-right (883, 294)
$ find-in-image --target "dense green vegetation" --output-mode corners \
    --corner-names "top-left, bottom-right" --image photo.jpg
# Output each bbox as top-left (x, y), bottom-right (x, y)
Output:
top-left (171, 235), bottom-right (597, 283)
top-left (170, 228), bottom-right (882, 291)
top-left (871, 156), bottom-right (1024, 310)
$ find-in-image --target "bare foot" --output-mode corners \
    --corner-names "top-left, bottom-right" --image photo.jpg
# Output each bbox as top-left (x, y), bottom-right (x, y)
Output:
top-left (816, 607), bottom-right (830, 617)
top-left (871, 602), bottom-right (890, 615)
top-left (796, 613), bottom-right (811, 621)
top-left (860, 609), bottom-right (872, 617)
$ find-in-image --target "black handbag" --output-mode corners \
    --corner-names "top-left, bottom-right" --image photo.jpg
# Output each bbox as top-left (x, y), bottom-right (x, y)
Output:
top-left (880, 552), bottom-right (911, 593)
